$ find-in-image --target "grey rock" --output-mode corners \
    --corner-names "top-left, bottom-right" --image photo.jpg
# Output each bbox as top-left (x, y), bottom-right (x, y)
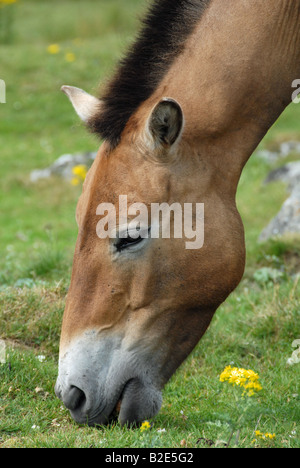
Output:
top-left (30, 151), bottom-right (97, 182)
top-left (264, 161), bottom-right (300, 193)
top-left (256, 140), bottom-right (300, 163)
top-left (259, 186), bottom-right (300, 241)
top-left (260, 159), bottom-right (300, 241)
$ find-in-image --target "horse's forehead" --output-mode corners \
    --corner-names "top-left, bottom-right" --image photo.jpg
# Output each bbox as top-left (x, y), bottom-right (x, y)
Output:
top-left (89, 145), bottom-right (133, 195)
top-left (89, 144), bottom-right (161, 202)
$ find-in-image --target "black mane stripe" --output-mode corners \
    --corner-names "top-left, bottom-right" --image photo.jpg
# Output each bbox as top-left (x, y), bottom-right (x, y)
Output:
top-left (88, 0), bottom-right (211, 148)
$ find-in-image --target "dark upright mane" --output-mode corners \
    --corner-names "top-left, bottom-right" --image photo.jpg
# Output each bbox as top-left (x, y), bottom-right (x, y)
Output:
top-left (88, 0), bottom-right (211, 148)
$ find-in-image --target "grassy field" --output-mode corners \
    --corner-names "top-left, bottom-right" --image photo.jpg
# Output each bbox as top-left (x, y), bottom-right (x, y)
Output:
top-left (0, 0), bottom-right (299, 448)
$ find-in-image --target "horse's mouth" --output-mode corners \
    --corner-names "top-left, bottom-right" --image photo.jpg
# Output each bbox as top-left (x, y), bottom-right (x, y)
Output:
top-left (109, 379), bottom-right (133, 424)
top-left (89, 377), bottom-right (162, 427)
top-left (113, 378), bottom-right (162, 427)
top-left (83, 378), bottom-right (140, 427)
top-left (62, 376), bottom-right (161, 427)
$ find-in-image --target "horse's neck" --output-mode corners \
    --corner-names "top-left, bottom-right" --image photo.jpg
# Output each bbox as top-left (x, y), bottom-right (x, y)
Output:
top-left (153, 0), bottom-right (300, 187)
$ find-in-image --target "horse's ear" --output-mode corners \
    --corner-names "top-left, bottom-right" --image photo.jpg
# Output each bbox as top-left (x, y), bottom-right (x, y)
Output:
top-left (147, 98), bottom-right (184, 150)
top-left (61, 86), bottom-right (102, 123)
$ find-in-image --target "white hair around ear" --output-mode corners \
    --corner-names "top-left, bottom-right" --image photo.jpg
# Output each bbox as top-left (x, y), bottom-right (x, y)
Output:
top-left (61, 85), bottom-right (102, 122)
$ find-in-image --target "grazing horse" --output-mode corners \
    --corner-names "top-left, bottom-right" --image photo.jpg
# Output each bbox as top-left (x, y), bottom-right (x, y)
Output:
top-left (55, 0), bottom-right (300, 426)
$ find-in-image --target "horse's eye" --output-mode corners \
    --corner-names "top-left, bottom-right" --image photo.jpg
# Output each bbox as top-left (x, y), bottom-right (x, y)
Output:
top-left (114, 233), bottom-right (144, 252)
top-left (114, 227), bottom-right (150, 253)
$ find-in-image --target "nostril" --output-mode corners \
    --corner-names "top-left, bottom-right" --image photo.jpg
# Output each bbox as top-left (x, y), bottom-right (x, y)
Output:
top-left (64, 386), bottom-right (86, 411)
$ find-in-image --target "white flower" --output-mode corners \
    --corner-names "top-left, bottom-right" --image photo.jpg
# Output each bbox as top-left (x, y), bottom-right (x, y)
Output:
top-left (287, 339), bottom-right (300, 366)
top-left (51, 419), bottom-right (61, 427)
top-left (37, 355), bottom-right (46, 362)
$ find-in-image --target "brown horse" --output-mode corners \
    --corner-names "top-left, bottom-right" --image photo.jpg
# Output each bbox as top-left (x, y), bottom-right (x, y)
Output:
top-left (55, 0), bottom-right (300, 426)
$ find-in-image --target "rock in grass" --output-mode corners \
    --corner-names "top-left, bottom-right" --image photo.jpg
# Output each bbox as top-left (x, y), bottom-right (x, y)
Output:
top-left (256, 141), bottom-right (300, 163)
top-left (30, 151), bottom-right (97, 182)
top-left (264, 161), bottom-right (300, 193)
top-left (259, 187), bottom-right (300, 241)
top-left (260, 160), bottom-right (300, 241)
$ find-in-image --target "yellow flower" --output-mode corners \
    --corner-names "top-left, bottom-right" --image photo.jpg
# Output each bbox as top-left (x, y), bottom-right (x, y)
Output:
top-left (71, 165), bottom-right (88, 186)
top-left (65, 52), bottom-right (76, 63)
top-left (254, 430), bottom-right (275, 441)
top-left (220, 365), bottom-right (262, 395)
top-left (72, 165), bottom-right (87, 178)
top-left (47, 44), bottom-right (60, 55)
top-left (140, 421), bottom-right (151, 432)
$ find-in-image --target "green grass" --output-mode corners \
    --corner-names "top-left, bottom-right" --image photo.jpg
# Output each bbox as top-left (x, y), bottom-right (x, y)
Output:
top-left (0, 0), bottom-right (299, 448)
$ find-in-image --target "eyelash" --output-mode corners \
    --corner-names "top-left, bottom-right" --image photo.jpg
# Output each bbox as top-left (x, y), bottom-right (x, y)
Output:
top-left (114, 233), bottom-right (144, 252)
top-left (114, 228), bottom-right (151, 252)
